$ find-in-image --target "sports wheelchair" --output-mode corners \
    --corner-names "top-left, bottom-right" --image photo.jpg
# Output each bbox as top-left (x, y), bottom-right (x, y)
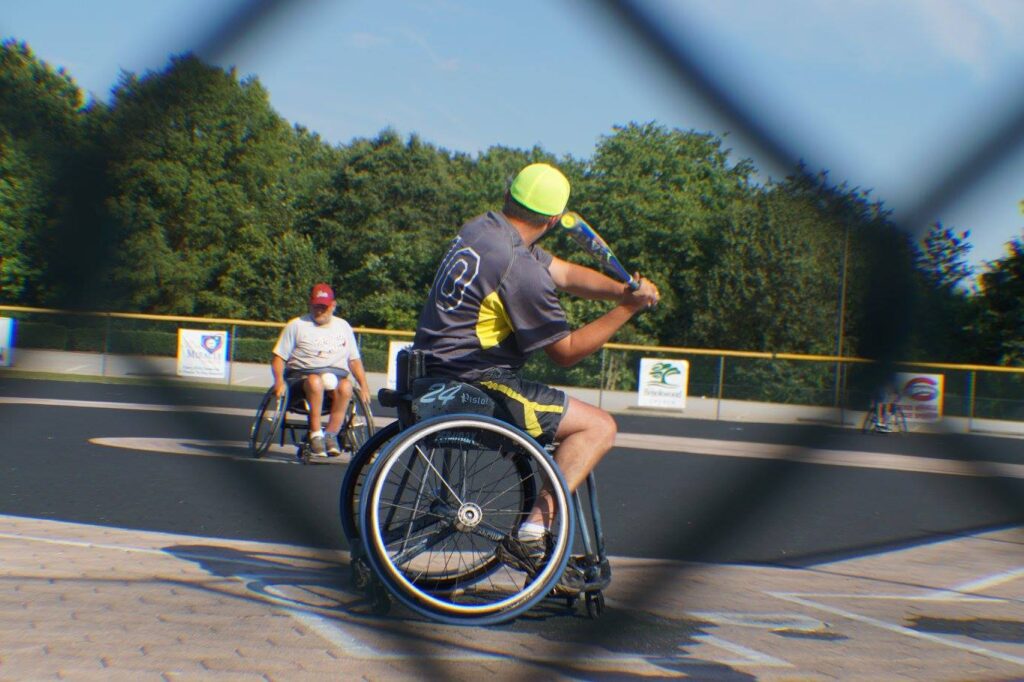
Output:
top-left (339, 350), bottom-right (610, 625)
top-left (249, 374), bottom-right (375, 463)
top-left (861, 400), bottom-right (909, 435)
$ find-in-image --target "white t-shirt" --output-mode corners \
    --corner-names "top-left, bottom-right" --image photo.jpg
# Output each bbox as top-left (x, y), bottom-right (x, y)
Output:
top-left (272, 314), bottom-right (361, 371)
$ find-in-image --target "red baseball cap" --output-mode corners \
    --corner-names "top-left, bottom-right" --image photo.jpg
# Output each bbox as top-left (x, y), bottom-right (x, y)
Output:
top-left (309, 283), bottom-right (335, 305)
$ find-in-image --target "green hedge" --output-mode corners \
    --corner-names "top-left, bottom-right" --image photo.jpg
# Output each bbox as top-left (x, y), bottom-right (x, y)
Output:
top-left (14, 322), bottom-right (68, 350)
top-left (233, 337), bottom-right (275, 363)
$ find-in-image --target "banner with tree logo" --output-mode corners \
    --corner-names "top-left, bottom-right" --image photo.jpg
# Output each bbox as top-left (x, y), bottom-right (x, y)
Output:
top-left (638, 358), bottom-right (689, 409)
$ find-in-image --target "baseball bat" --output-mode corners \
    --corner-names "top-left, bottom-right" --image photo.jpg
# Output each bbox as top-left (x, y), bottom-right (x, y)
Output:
top-left (559, 212), bottom-right (640, 290)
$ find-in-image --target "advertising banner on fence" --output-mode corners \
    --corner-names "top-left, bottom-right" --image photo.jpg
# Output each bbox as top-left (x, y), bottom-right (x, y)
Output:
top-left (0, 317), bottom-right (13, 367)
top-left (895, 372), bottom-right (944, 422)
top-left (387, 340), bottom-right (414, 390)
top-left (637, 358), bottom-right (689, 410)
top-left (177, 329), bottom-right (229, 378)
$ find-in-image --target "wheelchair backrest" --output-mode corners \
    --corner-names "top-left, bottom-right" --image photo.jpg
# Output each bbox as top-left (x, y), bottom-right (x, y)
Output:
top-left (411, 378), bottom-right (495, 421)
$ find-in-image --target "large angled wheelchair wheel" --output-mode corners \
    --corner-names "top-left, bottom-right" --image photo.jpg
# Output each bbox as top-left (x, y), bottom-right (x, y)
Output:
top-left (249, 388), bottom-right (286, 458)
top-left (339, 420), bottom-right (401, 544)
top-left (342, 391), bottom-right (375, 453)
top-left (358, 415), bottom-right (573, 625)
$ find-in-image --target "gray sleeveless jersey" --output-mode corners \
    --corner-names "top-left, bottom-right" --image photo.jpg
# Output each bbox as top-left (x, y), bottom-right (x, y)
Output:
top-left (413, 211), bottom-right (569, 380)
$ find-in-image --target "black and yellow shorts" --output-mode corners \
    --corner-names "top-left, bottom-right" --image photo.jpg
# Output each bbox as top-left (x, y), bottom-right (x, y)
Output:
top-left (475, 369), bottom-right (567, 445)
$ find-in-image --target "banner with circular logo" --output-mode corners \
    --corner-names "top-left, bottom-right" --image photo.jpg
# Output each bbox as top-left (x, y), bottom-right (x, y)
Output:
top-left (0, 317), bottom-right (13, 367)
top-left (177, 329), bottom-right (229, 378)
top-left (894, 372), bottom-right (944, 422)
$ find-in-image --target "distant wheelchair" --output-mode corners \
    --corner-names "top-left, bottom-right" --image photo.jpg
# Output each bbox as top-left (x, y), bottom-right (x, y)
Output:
top-left (339, 350), bottom-right (610, 625)
top-left (861, 400), bottom-right (908, 435)
top-left (249, 374), bottom-right (375, 463)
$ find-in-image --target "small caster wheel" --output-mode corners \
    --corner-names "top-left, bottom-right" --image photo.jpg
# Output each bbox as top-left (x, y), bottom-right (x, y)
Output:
top-left (370, 581), bottom-right (391, 616)
top-left (297, 444), bottom-right (310, 464)
top-left (585, 590), bottom-right (605, 619)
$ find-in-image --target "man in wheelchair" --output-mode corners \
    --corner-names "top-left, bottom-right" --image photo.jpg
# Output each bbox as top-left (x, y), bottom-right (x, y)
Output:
top-left (411, 163), bottom-right (659, 590)
top-left (271, 283), bottom-right (369, 457)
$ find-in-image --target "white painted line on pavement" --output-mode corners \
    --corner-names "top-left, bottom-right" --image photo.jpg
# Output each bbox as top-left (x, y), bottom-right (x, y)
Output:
top-left (616, 432), bottom-right (1024, 479)
top-left (929, 566), bottom-right (1024, 600)
top-left (9, 395), bottom-right (1022, 478)
top-left (691, 634), bottom-right (791, 667)
top-left (771, 592), bottom-right (1024, 667)
top-left (0, 396), bottom-right (257, 417)
top-left (688, 611), bottom-right (827, 631)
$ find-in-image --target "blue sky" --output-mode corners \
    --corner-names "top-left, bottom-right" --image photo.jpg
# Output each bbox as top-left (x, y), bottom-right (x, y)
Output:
top-left (4, 0), bottom-right (1023, 273)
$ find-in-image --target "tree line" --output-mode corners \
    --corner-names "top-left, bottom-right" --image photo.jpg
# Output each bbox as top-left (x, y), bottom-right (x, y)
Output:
top-left (2, 40), bottom-right (1022, 370)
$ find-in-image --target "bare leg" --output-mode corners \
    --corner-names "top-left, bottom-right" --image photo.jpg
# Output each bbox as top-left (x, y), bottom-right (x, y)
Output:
top-left (303, 374), bottom-right (324, 433)
top-left (524, 397), bottom-right (617, 528)
top-left (325, 377), bottom-right (353, 433)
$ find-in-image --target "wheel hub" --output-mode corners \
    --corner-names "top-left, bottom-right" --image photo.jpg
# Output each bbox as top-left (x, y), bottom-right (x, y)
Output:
top-left (454, 502), bottom-right (483, 531)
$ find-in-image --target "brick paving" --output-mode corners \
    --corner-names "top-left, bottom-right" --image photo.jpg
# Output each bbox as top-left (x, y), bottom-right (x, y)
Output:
top-left (2, 515), bottom-right (1022, 680)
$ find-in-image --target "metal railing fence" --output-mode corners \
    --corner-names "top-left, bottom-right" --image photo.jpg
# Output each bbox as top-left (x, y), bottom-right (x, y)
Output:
top-left (2, 304), bottom-right (1021, 426)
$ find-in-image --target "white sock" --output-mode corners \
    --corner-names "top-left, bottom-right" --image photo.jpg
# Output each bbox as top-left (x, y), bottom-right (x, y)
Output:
top-left (517, 522), bottom-right (547, 540)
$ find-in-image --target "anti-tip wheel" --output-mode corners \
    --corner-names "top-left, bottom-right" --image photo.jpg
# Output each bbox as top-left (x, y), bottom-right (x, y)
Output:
top-left (585, 590), bottom-right (605, 619)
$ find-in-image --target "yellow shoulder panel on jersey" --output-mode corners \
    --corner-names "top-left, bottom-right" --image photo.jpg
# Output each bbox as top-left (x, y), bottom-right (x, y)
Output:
top-left (476, 290), bottom-right (513, 349)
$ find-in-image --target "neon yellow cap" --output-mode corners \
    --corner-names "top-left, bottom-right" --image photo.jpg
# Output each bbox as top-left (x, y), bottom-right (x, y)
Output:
top-left (509, 163), bottom-right (570, 216)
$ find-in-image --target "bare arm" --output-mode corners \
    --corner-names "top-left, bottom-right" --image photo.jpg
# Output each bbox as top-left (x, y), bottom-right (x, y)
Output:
top-left (543, 276), bottom-right (660, 368)
top-left (271, 355), bottom-right (287, 397)
top-left (348, 358), bottom-right (370, 398)
top-left (548, 256), bottom-right (626, 300)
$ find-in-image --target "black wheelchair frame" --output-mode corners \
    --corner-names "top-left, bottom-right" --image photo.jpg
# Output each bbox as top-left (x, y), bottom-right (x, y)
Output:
top-left (861, 400), bottom-right (909, 434)
top-left (338, 349), bottom-right (610, 625)
top-left (249, 376), bottom-right (375, 463)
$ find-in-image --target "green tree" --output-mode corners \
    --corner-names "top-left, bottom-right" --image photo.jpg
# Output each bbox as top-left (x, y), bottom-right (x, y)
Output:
top-left (0, 40), bottom-right (87, 303)
top-left (0, 131), bottom-right (46, 299)
top-left (311, 130), bottom-right (478, 329)
top-left (906, 222), bottom-right (985, 363)
top-left (977, 235), bottom-right (1024, 365)
top-left (102, 54), bottom-right (319, 318)
top-left (574, 122), bottom-right (756, 350)
top-left (916, 222), bottom-right (974, 291)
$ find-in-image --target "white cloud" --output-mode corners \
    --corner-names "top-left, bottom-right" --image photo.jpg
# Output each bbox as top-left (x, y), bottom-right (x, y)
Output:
top-left (676, 0), bottom-right (1024, 82)
top-left (398, 28), bottom-right (459, 72)
top-left (906, 0), bottom-right (1024, 80)
top-left (348, 32), bottom-right (391, 49)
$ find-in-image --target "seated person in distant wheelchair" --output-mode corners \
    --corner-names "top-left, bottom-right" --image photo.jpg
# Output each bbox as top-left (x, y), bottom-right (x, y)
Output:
top-left (271, 283), bottom-right (369, 457)
top-left (411, 163), bottom-right (659, 591)
top-left (874, 378), bottom-right (902, 432)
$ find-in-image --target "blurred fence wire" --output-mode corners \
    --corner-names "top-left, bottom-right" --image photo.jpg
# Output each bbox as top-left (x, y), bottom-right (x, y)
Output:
top-left (8, 0), bottom-right (1023, 675)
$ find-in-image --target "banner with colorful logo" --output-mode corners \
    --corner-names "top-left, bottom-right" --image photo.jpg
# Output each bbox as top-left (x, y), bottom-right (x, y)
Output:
top-left (638, 358), bottom-right (689, 410)
top-left (894, 372), bottom-right (944, 422)
top-left (177, 329), bottom-right (229, 378)
top-left (387, 340), bottom-right (414, 390)
top-left (0, 317), bottom-right (13, 367)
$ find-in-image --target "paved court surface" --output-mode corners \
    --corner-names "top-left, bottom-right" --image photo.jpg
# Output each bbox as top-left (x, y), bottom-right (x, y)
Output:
top-left (2, 514), bottom-right (1022, 680)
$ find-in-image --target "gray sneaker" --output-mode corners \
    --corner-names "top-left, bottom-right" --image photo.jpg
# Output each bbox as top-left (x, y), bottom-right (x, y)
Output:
top-left (308, 431), bottom-right (327, 457)
top-left (497, 534), bottom-right (549, 575)
top-left (324, 431), bottom-right (342, 457)
top-left (497, 534), bottom-right (585, 594)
